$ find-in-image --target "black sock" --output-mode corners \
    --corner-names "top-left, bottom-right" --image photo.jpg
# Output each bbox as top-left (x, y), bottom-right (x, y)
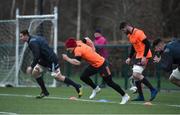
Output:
top-left (104, 76), bottom-right (125, 96)
top-left (36, 76), bottom-right (48, 93)
top-left (141, 78), bottom-right (154, 91)
top-left (135, 81), bottom-right (144, 97)
top-left (64, 78), bottom-right (81, 89)
top-left (108, 81), bottom-right (125, 96)
top-left (80, 77), bottom-right (97, 89)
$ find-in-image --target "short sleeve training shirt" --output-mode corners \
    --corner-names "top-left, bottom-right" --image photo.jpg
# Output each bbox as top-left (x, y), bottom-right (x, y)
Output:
top-left (74, 41), bottom-right (105, 68)
top-left (128, 28), bottom-right (152, 58)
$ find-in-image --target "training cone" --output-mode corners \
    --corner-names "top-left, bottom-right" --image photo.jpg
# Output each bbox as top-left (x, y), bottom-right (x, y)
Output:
top-left (69, 96), bottom-right (77, 100)
top-left (144, 101), bottom-right (153, 106)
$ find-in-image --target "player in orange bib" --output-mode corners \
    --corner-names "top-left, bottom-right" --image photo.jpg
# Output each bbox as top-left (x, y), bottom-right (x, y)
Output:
top-left (119, 22), bottom-right (158, 101)
top-left (62, 37), bottom-right (130, 104)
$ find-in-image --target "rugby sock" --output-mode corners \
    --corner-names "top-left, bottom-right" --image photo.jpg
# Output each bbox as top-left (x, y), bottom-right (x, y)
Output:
top-left (141, 78), bottom-right (154, 90)
top-left (36, 76), bottom-right (48, 93)
top-left (80, 77), bottom-right (97, 89)
top-left (64, 78), bottom-right (81, 89)
top-left (135, 80), bottom-right (144, 97)
top-left (107, 80), bottom-right (125, 96)
top-left (104, 75), bottom-right (125, 96)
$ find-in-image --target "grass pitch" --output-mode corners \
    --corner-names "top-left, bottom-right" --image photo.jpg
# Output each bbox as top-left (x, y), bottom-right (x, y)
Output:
top-left (0, 87), bottom-right (180, 114)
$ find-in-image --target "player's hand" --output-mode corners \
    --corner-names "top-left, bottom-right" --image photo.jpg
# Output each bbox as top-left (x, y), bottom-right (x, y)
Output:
top-left (85, 37), bottom-right (96, 51)
top-left (153, 55), bottom-right (161, 63)
top-left (62, 54), bottom-right (68, 61)
top-left (26, 66), bottom-right (32, 74)
top-left (141, 57), bottom-right (146, 65)
top-left (125, 58), bottom-right (131, 65)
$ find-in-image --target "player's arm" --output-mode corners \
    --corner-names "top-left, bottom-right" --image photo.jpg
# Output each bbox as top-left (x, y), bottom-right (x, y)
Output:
top-left (62, 54), bottom-right (81, 65)
top-left (29, 42), bottom-right (40, 68)
top-left (129, 45), bottom-right (135, 59)
top-left (142, 39), bottom-right (150, 57)
top-left (159, 48), bottom-right (173, 72)
top-left (82, 37), bottom-right (96, 51)
top-left (126, 45), bottom-right (135, 65)
top-left (140, 38), bottom-right (150, 65)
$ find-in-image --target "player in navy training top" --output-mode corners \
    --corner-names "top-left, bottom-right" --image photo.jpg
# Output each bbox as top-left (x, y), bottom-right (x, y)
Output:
top-left (153, 38), bottom-right (180, 87)
top-left (20, 30), bottom-right (82, 98)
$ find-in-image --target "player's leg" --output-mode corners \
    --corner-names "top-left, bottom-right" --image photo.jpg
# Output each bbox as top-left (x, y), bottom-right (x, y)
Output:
top-left (132, 64), bottom-right (158, 101)
top-left (80, 65), bottom-right (100, 99)
top-left (131, 63), bottom-right (145, 101)
top-left (101, 66), bottom-right (125, 96)
top-left (129, 76), bottom-right (137, 93)
top-left (52, 67), bottom-right (83, 98)
top-left (32, 64), bottom-right (49, 98)
top-left (169, 67), bottom-right (180, 87)
top-left (99, 63), bottom-right (130, 104)
top-left (169, 77), bottom-right (180, 87)
top-left (80, 65), bottom-right (98, 89)
top-left (100, 79), bottom-right (106, 88)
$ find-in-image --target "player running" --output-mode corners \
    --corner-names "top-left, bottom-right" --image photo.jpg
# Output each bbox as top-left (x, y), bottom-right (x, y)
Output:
top-left (62, 37), bottom-right (130, 104)
top-left (20, 30), bottom-right (82, 98)
top-left (119, 22), bottom-right (158, 101)
top-left (153, 38), bottom-right (180, 87)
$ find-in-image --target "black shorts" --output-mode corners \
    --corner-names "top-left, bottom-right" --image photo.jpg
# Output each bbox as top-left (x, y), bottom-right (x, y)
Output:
top-left (81, 60), bottom-right (111, 78)
top-left (133, 58), bottom-right (149, 66)
top-left (38, 59), bottom-right (59, 72)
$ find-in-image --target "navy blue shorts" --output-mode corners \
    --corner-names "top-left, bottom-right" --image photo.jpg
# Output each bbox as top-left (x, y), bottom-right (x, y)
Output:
top-left (38, 59), bottom-right (59, 72)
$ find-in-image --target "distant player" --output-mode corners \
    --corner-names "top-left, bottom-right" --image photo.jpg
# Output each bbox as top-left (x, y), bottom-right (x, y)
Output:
top-left (62, 37), bottom-right (130, 104)
top-left (153, 38), bottom-right (180, 87)
top-left (119, 22), bottom-right (158, 101)
top-left (94, 29), bottom-right (109, 59)
top-left (20, 30), bottom-right (82, 98)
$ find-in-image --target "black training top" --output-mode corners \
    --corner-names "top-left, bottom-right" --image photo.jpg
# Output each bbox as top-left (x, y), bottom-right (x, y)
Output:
top-left (160, 39), bottom-right (180, 72)
top-left (27, 35), bottom-right (58, 68)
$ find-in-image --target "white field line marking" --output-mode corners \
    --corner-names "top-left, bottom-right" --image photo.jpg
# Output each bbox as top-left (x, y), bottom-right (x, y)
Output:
top-left (0, 93), bottom-right (180, 108)
top-left (0, 111), bottom-right (18, 115)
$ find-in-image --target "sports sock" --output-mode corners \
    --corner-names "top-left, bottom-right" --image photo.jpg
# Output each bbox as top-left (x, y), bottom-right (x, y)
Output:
top-left (64, 77), bottom-right (81, 89)
top-left (141, 77), bottom-right (154, 91)
top-left (135, 80), bottom-right (144, 97)
top-left (108, 80), bottom-right (125, 96)
top-left (36, 76), bottom-right (48, 93)
top-left (104, 75), bottom-right (125, 96)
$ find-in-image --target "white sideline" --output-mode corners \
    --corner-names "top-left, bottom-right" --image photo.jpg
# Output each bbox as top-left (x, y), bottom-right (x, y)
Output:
top-left (0, 112), bottom-right (17, 115)
top-left (0, 93), bottom-right (180, 108)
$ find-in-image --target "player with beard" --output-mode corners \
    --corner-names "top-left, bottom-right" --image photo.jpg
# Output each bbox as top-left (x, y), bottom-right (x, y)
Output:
top-left (119, 22), bottom-right (158, 101)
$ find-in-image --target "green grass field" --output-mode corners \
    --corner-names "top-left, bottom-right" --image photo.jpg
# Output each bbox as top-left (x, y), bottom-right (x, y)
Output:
top-left (0, 87), bottom-right (180, 114)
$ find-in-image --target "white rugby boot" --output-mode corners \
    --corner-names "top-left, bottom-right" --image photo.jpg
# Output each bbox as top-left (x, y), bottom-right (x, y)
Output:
top-left (89, 86), bottom-right (101, 99)
top-left (120, 93), bottom-right (130, 104)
